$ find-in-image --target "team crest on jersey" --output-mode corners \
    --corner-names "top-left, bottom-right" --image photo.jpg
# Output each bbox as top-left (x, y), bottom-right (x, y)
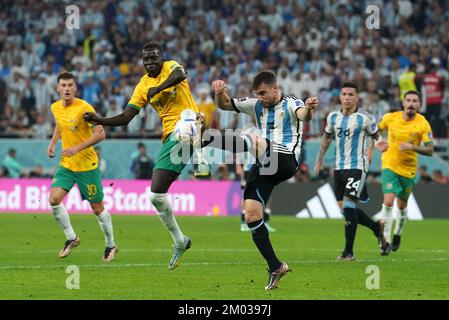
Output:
top-left (428, 132), bottom-right (433, 140)
top-left (410, 132), bottom-right (419, 141)
top-left (69, 119), bottom-right (78, 131)
top-left (280, 110), bottom-right (285, 118)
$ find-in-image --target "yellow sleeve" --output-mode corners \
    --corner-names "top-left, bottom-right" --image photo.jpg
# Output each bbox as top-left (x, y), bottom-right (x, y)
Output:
top-left (127, 80), bottom-right (147, 110)
top-left (378, 112), bottom-right (391, 130)
top-left (421, 119), bottom-right (434, 145)
top-left (165, 60), bottom-right (184, 72)
top-left (84, 102), bottom-right (96, 113)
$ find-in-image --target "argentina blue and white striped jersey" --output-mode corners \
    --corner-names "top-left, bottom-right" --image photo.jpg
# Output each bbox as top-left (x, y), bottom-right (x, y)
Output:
top-left (231, 96), bottom-right (304, 162)
top-left (325, 109), bottom-right (378, 172)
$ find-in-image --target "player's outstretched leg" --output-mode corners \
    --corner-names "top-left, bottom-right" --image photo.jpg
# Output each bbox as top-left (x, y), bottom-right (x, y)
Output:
top-left (355, 208), bottom-right (390, 256)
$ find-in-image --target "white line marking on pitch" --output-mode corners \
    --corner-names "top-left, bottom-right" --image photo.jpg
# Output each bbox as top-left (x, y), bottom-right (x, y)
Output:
top-left (7, 248), bottom-right (448, 254)
top-left (0, 257), bottom-right (447, 270)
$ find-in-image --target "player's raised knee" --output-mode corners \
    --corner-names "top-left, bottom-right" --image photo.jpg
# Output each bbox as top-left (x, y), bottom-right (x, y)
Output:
top-left (49, 197), bottom-right (61, 207)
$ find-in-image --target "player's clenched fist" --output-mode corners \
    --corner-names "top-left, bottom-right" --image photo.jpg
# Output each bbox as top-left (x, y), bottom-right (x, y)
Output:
top-left (211, 80), bottom-right (228, 94)
top-left (305, 97), bottom-right (319, 110)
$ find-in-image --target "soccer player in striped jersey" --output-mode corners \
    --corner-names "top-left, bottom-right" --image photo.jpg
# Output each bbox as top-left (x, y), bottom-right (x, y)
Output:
top-left (314, 82), bottom-right (390, 261)
top-left (378, 90), bottom-right (433, 253)
top-left (48, 72), bottom-right (117, 261)
top-left (84, 41), bottom-right (206, 270)
top-left (210, 70), bottom-right (319, 290)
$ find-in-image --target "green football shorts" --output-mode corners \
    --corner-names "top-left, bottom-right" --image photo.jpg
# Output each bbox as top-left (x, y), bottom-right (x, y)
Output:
top-left (153, 133), bottom-right (193, 174)
top-left (381, 169), bottom-right (415, 200)
top-left (51, 166), bottom-right (104, 203)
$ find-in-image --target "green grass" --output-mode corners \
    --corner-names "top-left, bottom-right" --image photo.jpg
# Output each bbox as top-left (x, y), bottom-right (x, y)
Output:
top-left (0, 214), bottom-right (448, 300)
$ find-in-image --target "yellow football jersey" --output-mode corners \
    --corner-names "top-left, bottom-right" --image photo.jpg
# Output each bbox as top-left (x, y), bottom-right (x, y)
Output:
top-left (379, 111), bottom-right (433, 178)
top-left (198, 100), bottom-right (216, 127)
top-left (51, 98), bottom-right (99, 172)
top-left (127, 60), bottom-right (199, 141)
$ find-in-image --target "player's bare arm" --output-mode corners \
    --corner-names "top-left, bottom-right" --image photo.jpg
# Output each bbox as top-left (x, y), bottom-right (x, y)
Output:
top-left (61, 125), bottom-right (106, 157)
top-left (296, 97), bottom-right (319, 122)
top-left (399, 141), bottom-right (433, 156)
top-left (83, 105), bottom-right (139, 126)
top-left (147, 67), bottom-right (187, 101)
top-left (211, 80), bottom-right (234, 111)
top-left (47, 125), bottom-right (61, 158)
top-left (314, 131), bottom-right (332, 175)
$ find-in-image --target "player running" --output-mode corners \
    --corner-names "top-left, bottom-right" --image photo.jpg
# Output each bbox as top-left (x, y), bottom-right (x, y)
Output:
top-left (379, 90), bottom-right (433, 253)
top-left (314, 82), bottom-right (390, 261)
top-left (83, 41), bottom-right (207, 270)
top-left (48, 72), bottom-right (117, 261)
top-left (209, 70), bottom-right (318, 290)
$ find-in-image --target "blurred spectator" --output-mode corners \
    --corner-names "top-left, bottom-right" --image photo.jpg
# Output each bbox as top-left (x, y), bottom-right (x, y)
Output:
top-left (28, 164), bottom-right (51, 178)
top-left (130, 142), bottom-right (154, 179)
top-left (2, 148), bottom-right (23, 178)
top-left (30, 114), bottom-right (52, 139)
top-left (398, 63), bottom-right (417, 100)
top-left (418, 165), bottom-right (433, 184)
top-left (196, 85), bottom-right (216, 128)
top-left (431, 169), bottom-right (449, 184)
top-left (290, 163), bottom-right (311, 183)
top-left (419, 59), bottom-right (445, 137)
top-left (215, 164), bottom-right (230, 181)
top-left (366, 91), bottom-right (389, 123)
top-left (442, 81), bottom-right (449, 138)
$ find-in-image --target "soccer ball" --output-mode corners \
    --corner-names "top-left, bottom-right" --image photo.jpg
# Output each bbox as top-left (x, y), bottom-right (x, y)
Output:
top-left (174, 117), bottom-right (198, 144)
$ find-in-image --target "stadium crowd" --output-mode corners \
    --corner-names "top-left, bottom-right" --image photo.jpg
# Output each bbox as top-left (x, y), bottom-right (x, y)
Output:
top-left (1, 0), bottom-right (449, 139)
top-left (1, 0), bottom-right (449, 181)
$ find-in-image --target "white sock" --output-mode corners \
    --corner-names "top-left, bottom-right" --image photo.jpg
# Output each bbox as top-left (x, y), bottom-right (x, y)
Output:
top-left (150, 192), bottom-right (184, 247)
top-left (51, 204), bottom-right (76, 241)
top-left (97, 209), bottom-right (116, 248)
top-left (394, 208), bottom-right (407, 236)
top-left (381, 204), bottom-right (393, 243)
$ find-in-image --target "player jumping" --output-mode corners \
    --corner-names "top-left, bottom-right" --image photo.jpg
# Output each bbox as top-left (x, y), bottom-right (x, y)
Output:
top-left (84, 41), bottom-right (208, 270)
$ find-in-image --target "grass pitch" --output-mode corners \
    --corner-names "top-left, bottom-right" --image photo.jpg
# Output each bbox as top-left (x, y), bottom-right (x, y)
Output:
top-left (0, 214), bottom-right (448, 300)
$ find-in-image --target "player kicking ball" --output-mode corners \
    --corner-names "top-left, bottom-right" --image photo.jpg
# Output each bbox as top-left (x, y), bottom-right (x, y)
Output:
top-left (48, 72), bottom-right (117, 261)
top-left (208, 71), bottom-right (318, 290)
top-left (84, 41), bottom-right (208, 270)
